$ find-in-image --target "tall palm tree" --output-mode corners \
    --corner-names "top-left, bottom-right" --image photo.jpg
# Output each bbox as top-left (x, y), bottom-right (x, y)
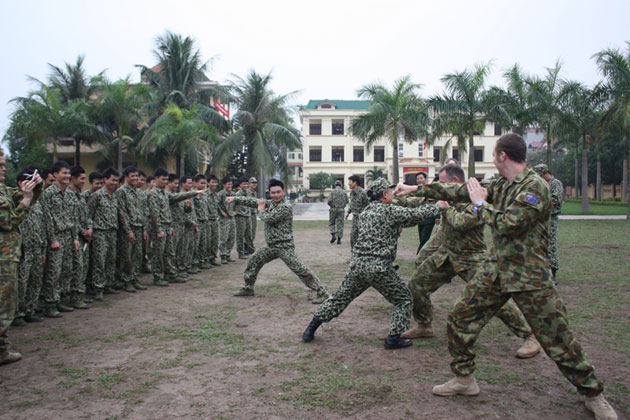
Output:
top-left (350, 75), bottom-right (429, 183)
top-left (430, 63), bottom-right (494, 178)
top-left (486, 64), bottom-right (534, 136)
top-left (365, 166), bottom-right (386, 182)
top-left (214, 69), bottom-right (301, 192)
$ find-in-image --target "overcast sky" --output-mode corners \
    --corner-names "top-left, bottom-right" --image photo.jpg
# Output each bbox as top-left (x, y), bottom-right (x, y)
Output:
top-left (2, 0), bottom-right (629, 142)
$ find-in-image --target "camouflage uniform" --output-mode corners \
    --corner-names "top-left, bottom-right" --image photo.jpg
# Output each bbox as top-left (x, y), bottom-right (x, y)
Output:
top-left (316, 179), bottom-right (442, 335)
top-left (327, 187), bottom-right (348, 238)
top-left (68, 187), bottom-right (91, 300)
top-left (88, 188), bottom-right (122, 291)
top-left (137, 188), bottom-right (151, 271)
top-left (205, 189), bottom-right (220, 264)
top-left (114, 184), bottom-right (145, 286)
top-left (40, 184), bottom-right (77, 306)
top-left (182, 195), bottom-right (197, 273)
top-left (234, 189), bottom-right (252, 257)
top-left (417, 169), bottom-right (604, 397)
top-left (193, 191), bottom-right (209, 269)
top-left (81, 189), bottom-right (97, 291)
top-left (548, 177), bottom-right (563, 273)
top-left (233, 196), bottom-right (327, 296)
top-left (396, 196), bottom-right (531, 338)
top-left (348, 186), bottom-right (369, 250)
top-left (17, 202), bottom-right (46, 319)
top-left (217, 189), bottom-right (236, 261)
top-left (168, 192), bottom-right (192, 281)
top-left (247, 186), bottom-right (258, 254)
top-left (1, 184), bottom-right (30, 354)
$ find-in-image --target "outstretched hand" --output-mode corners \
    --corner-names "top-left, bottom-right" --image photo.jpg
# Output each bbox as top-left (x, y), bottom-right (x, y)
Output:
top-left (226, 196), bottom-right (236, 203)
top-left (393, 183), bottom-right (417, 197)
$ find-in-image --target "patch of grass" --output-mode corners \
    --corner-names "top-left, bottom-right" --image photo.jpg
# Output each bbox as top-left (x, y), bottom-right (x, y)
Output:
top-left (8, 399), bottom-right (41, 408)
top-left (103, 332), bottom-right (129, 343)
top-left (63, 366), bottom-right (88, 379)
top-left (95, 372), bottom-right (124, 389)
top-left (561, 201), bottom-right (627, 215)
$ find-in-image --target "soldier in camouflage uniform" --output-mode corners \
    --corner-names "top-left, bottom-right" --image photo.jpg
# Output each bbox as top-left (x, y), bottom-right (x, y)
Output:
top-left (231, 179), bottom-right (329, 303)
top-left (180, 176), bottom-right (198, 274)
top-left (81, 172), bottom-right (103, 294)
top-left (206, 175), bottom-right (221, 266)
top-left (533, 164), bottom-right (563, 282)
top-left (114, 166), bottom-right (147, 293)
top-left (67, 166), bottom-right (92, 309)
top-left (217, 176), bottom-right (236, 264)
top-left (39, 161), bottom-right (80, 317)
top-left (0, 157), bottom-right (40, 365)
top-left (192, 175), bottom-right (210, 270)
top-left (345, 175), bottom-right (369, 251)
top-left (166, 174), bottom-right (191, 283)
top-left (234, 177), bottom-right (252, 259)
top-left (303, 178), bottom-right (443, 350)
top-left (398, 164), bottom-right (540, 359)
top-left (327, 180), bottom-right (348, 244)
top-left (246, 177), bottom-right (258, 254)
top-left (395, 134), bottom-right (617, 420)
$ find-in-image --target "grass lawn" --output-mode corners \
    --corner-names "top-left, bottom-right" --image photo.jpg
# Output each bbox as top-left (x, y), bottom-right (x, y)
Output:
top-left (561, 201), bottom-right (628, 215)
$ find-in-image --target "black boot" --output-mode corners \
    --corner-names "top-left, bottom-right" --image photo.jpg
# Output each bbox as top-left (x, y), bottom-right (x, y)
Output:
top-left (330, 233), bottom-right (336, 244)
top-left (337, 237), bottom-right (342, 245)
top-left (384, 334), bottom-right (413, 350)
top-left (302, 316), bottom-right (323, 342)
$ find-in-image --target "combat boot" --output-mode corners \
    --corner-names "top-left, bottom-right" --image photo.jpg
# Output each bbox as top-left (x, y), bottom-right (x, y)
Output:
top-left (124, 283), bottom-right (137, 293)
top-left (585, 394), bottom-right (618, 420)
top-left (432, 374), bottom-right (480, 396)
top-left (172, 277), bottom-right (187, 284)
top-left (71, 298), bottom-right (90, 310)
top-left (209, 260), bottom-right (221, 266)
top-left (227, 256), bottom-right (236, 263)
top-left (401, 323), bottom-right (435, 339)
top-left (516, 335), bottom-right (541, 359)
top-left (93, 290), bottom-right (104, 302)
top-left (0, 351), bottom-right (22, 366)
top-left (104, 287), bottom-right (120, 295)
top-left (141, 265), bottom-right (151, 274)
top-left (44, 304), bottom-right (62, 318)
top-left (11, 317), bottom-right (26, 327)
top-left (57, 302), bottom-right (74, 312)
top-left (337, 237), bottom-right (342, 245)
top-left (384, 334), bottom-right (413, 350)
top-left (311, 291), bottom-right (329, 304)
top-left (221, 258), bottom-right (228, 265)
top-left (133, 282), bottom-right (147, 290)
top-left (330, 233), bottom-right (336, 243)
top-left (24, 314), bottom-right (44, 323)
top-left (302, 316), bottom-right (322, 342)
top-left (238, 254), bottom-right (249, 260)
top-left (233, 287), bottom-right (254, 297)
top-left (153, 280), bottom-right (169, 287)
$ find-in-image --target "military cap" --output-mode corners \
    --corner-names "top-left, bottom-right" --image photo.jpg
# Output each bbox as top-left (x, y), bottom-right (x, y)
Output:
top-left (368, 178), bottom-right (395, 196)
top-left (334, 180), bottom-right (342, 186)
top-left (533, 164), bottom-right (549, 175)
top-left (249, 177), bottom-right (258, 183)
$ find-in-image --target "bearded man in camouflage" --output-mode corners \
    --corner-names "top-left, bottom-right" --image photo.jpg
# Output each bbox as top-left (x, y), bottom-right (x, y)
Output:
top-left (327, 180), bottom-right (348, 244)
top-left (533, 164), bottom-right (563, 283)
top-left (229, 179), bottom-right (328, 304)
top-left (394, 134), bottom-right (617, 420)
top-left (303, 178), bottom-right (443, 350)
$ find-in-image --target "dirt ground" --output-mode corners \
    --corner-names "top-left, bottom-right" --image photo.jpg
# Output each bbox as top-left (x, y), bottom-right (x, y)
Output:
top-left (1, 221), bottom-right (628, 420)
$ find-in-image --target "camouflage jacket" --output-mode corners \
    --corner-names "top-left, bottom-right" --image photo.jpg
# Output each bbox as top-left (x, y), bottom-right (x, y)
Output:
top-left (168, 190), bottom-right (193, 227)
top-left (217, 189), bottom-right (235, 218)
top-left (193, 191), bottom-right (209, 222)
top-left (19, 201), bottom-right (47, 256)
top-left (248, 189), bottom-right (258, 216)
top-left (148, 188), bottom-right (197, 233)
top-left (68, 187), bottom-right (92, 236)
top-left (0, 184), bottom-right (30, 262)
top-left (114, 184), bottom-right (145, 233)
top-left (348, 187), bottom-right (369, 215)
top-left (550, 177), bottom-right (564, 216)
top-left (415, 168), bottom-right (553, 292)
top-left (233, 197), bottom-right (294, 249)
top-left (89, 187), bottom-right (123, 231)
top-left (328, 188), bottom-right (348, 209)
top-left (354, 201), bottom-right (441, 264)
top-left (39, 183), bottom-right (77, 243)
top-left (205, 189), bottom-right (220, 221)
top-left (234, 190), bottom-right (251, 217)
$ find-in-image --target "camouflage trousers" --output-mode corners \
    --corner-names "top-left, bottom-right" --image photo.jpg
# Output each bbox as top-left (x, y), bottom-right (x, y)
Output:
top-left (193, 220), bottom-right (208, 268)
top-left (209, 220), bottom-right (219, 262)
top-left (42, 231), bottom-right (74, 304)
top-left (316, 258), bottom-right (412, 335)
top-left (548, 215), bottom-right (559, 272)
top-left (17, 251), bottom-right (44, 317)
top-left (92, 229), bottom-right (117, 290)
top-left (118, 226), bottom-right (144, 285)
top-left (173, 224), bottom-right (188, 276)
top-left (350, 213), bottom-right (361, 251)
top-left (182, 225), bottom-right (197, 272)
top-left (247, 213), bottom-right (257, 254)
top-left (328, 208), bottom-right (345, 238)
top-left (151, 228), bottom-right (178, 283)
top-left (235, 215), bottom-right (251, 257)
top-left (0, 261), bottom-right (18, 353)
top-left (447, 266), bottom-right (604, 396)
top-left (408, 255), bottom-right (531, 339)
top-left (219, 217), bottom-right (236, 259)
top-left (242, 246), bottom-right (327, 295)
top-left (70, 238), bottom-right (88, 298)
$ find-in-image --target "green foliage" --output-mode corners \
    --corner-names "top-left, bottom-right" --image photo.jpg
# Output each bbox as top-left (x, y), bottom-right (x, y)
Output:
top-left (365, 166), bottom-right (385, 182)
top-left (308, 172), bottom-right (335, 190)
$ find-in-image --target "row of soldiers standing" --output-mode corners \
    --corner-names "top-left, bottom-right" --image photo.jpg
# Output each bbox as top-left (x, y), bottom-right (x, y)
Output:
top-left (12, 160), bottom-right (259, 324)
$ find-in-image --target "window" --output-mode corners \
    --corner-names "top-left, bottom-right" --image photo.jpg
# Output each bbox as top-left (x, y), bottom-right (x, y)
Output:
top-left (309, 148), bottom-right (322, 162)
top-left (288, 153), bottom-right (295, 159)
top-left (433, 147), bottom-right (441, 163)
top-left (374, 147), bottom-right (385, 162)
top-left (332, 147), bottom-right (344, 162)
top-left (309, 120), bottom-right (322, 135)
top-left (494, 124), bottom-right (502, 136)
top-left (474, 148), bottom-right (484, 162)
top-left (320, 104), bottom-right (332, 109)
top-left (353, 147), bottom-right (364, 162)
top-left (298, 153), bottom-right (303, 159)
top-left (418, 141), bottom-right (424, 157)
top-left (398, 143), bottom-right (404, 158)
top-left (298, 167), bottom-right (303, 177)
top-left (452, 149), bottom-right (460, 161)
top-left (332, 119), bottom-right (344, 135)
top-left (473, 130), bottom-right (482, 136)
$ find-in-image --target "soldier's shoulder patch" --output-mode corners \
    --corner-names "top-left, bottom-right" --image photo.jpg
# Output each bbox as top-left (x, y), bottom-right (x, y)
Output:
top-left (525, 194), bottom-right (538, 204)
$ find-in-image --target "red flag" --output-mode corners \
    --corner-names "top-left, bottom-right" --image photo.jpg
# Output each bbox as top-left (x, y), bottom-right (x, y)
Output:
top-left (214, 100), bottom-right (229, 118)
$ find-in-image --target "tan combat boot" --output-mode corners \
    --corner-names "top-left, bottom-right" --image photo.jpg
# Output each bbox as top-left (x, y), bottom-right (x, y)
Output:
top-left (516, 335), bottom-right (541, 359)
top-left (0, 351), bottom-right (22, 366)
top-left (401, 323), bottom-right (435, 339)
top-left (585, 394), bottom-right (617, 420)
top-left (432, 374), bottom-right (480, 396)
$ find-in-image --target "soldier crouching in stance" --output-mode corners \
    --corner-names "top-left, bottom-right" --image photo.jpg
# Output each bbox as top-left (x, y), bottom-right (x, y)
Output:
top-left (227, 179), bottom-right (329, 304)
top-left (302, 178), bottom-right (444, 350)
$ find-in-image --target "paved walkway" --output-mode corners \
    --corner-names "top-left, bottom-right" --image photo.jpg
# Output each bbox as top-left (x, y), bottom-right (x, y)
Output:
top-left (291, 202), bottom-right (627, 221)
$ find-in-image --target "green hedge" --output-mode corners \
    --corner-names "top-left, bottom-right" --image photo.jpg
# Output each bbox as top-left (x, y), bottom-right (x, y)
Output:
top-left (564, 198), bottom-right (628, 207)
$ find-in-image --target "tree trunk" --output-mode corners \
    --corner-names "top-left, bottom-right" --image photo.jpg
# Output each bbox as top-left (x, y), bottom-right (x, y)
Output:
top-left (468, 131), bottom-right (475, 179)
top-left (391, 135), bottom-right (400, 184)
top-left (581, 136), bottom-right (589, 213)
top-left (574, 138), bottom-right (579, 200)
top-left (623, 142), bottom-right (629, 201)
top-left (116, 140), bottom-right (123, 173)
top-left (596, 159), bottom-right (602, 202)
top-left (75, 139), bottom-right (81, 167)
top-left (258, 166), bottom-right (264, 197)
top-left (52, 138), bottom-right (58, 163)
top-left (546, 125), bottom-right (552, 169)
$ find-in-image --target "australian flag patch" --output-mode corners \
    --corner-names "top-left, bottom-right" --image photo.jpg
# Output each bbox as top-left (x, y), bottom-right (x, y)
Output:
top-left (525, 194), bottom-right (538, 204)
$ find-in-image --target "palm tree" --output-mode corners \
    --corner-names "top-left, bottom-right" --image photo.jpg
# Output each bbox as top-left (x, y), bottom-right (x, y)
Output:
top-left (365, 166), bottom-right (385, 182)
top-left (430, 63), bottom-right (494, 178)
top-left (214, 69), bottom-right (301, 193)
top-left (350, 75), bottom-right (429, 183)
top-left (593, 42), bottom-right (630, 217)
top-left (485, 64), bottom-right (534, 136)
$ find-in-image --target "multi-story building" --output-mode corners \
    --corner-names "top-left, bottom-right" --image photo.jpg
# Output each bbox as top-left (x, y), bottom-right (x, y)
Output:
top-left (299, 99), bottom-right (502, 190)
top-left (286, 149), bottom-right (304, 192)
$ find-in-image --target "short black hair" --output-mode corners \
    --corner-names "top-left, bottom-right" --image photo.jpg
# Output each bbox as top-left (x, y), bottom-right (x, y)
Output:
top-left (154, 168), bottom-right (169, 178)
top-left (51, 161), bottom-right (70, 174)
top-left (180, 176), bottom-right (193, 184)
top-left (233, 180), bottom-right (241, 189)
top-left (41, 168), bottom-right (51, 180)
top-left (123, 166), bottom-right (139, 177)
top-left (207, 174), bottom-right (218, 182)
top-left (168, 173), bottom-right (178, 183)
top-left (221, 176), bottom-right (232, 185)
top-left (416, 171), bottom-right (428, 179)
top-left (146, 176), bottom-right (154, 183)
top-left (119, 174), bottom-right (125, 183)
top-left (18, 165), bottom-right (39, 183)
top-left (268, 179), bottom-right (284, 190)
top-left (348, 175), bottom-right (361, 185)
top-left (438, 164), bottom-right (465, 182)
top-left (102, 167), bottom-right (120, 180)
top-left (496, 133), bottom-right (527, 163)
top-left (193, 174), bottom-right (206, 183)
top-left (238, 176), bottom-right (248, 184)
top-left (138, 170), bottom-right (146, 177)
top-left (70, 166), bottom-right (85, 179)
top-left (89, 172), bottom-right (103, 183)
